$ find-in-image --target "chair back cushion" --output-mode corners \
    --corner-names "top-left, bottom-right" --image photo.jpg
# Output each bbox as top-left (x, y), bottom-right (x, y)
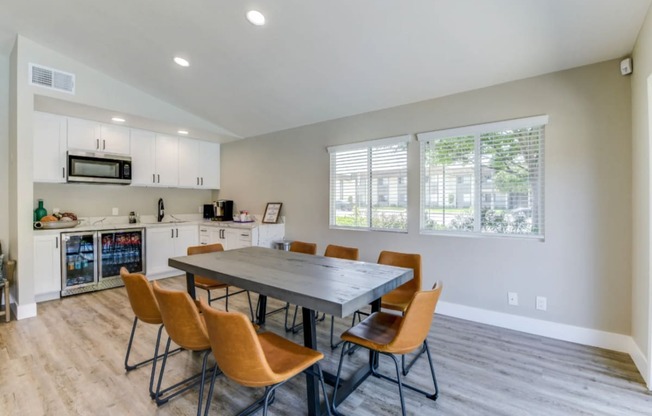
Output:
top-left (200, 299), bottom-right (276, 386)
top-left (324, 244), bottom-right (359, 261)
top-left (152, 282), bottom-right (209, 351)
top-left (290, 241), bottom-right (317, 255)
top-left (389, 282), bottom-right (442, 352)
top-left (188, 243), bottom-right (225, 284)
top-left (378, 251), bottom-right (422, 310)
top-left (120, 267), bottom-right (162, 325)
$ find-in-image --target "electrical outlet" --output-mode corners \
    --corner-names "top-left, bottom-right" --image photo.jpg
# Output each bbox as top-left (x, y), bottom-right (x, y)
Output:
top-left (536, 296), bottom-right (547, 311)
top-left (508, 292), bottom-right (518, 306)
top-left (112, 207), bottom-right (119, 216)
top-left (198, 205), bottom-right (203, 213)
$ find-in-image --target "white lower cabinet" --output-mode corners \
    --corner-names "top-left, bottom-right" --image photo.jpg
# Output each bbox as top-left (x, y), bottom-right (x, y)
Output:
top-left (199, 223), bottom-right (284, 251)
top-left (33, 234), bottom-right (62, 301)
top-left (146, 224), bottom-right (198, 278)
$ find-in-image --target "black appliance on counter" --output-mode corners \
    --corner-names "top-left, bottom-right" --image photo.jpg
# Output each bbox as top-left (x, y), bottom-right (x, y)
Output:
top-left (203, 204), bottom-right (215, 219)
top-left (212, 200), bottom-right (233, 221)
top-left (61, 228), bottom-right (145, 296)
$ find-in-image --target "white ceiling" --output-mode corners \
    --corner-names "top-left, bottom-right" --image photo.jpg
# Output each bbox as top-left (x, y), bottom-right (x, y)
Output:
top-left (0, 0), bottom-right (650, 139)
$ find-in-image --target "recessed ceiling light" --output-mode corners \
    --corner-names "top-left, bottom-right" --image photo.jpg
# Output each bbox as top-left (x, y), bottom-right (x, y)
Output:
top-left (174, 57), bottom-right (190, 67)
top-left (246, 10), bottom-right (265, 26)
top-left (178, 130), bottom-right (189, 135)
top-left (111, 117), bottom-right (126, 123)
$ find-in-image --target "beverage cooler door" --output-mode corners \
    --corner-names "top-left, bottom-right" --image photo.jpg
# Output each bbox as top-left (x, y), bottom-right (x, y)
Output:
top-left (61, 232), bottom-right (97, 296)
top-left (100, 229), bottom-right (145, 282)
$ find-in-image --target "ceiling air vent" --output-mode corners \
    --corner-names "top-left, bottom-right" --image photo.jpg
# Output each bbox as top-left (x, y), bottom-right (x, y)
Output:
top-left (29, 63), bottom-right (75, 94)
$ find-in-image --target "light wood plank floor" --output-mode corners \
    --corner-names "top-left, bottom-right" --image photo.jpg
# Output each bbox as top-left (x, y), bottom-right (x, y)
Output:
top-left (1, 275), bottom-right (651, 415)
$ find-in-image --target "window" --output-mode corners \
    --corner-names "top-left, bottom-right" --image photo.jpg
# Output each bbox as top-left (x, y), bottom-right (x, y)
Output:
top-left (418, 115), bottom-right (547, 238)
top-left (328, 135), bottom-right (409, 231)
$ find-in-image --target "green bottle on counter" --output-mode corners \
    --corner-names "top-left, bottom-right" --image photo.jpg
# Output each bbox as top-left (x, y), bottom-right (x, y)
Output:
top-left (34, 199), bottom-right (47, 221)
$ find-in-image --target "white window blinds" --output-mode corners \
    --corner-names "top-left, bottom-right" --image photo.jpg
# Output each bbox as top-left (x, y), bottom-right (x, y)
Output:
top-left (328, 135), bottom-right (409, 231)
top-left (418, 115), bottom-right (547, 237)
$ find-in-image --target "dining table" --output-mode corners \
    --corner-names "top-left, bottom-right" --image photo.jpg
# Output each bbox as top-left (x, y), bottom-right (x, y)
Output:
top-left (169, 246), bottom-right (413, 416)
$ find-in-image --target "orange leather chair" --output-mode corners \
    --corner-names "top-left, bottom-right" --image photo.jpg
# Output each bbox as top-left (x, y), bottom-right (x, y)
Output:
top-left (332, 282), bottom-right (443, 416)
top-left (200, 299), bottom-right (332, 416)
top-left (284, 241), bottom-right (320, 333)
top-left (188, 243), bottom-right (255, 321)
top-left (323, 245), bottom-right (360, 349)
top-left (152, 282), bottom-right (216, 414)
top-left (120, 267), bottom-right (181, 398)
top-left (378, 250), bottom-right (425, 375)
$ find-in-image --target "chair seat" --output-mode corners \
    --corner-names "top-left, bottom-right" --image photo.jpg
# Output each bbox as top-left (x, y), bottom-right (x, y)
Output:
top-left (241, 332), bottom-right (324, 387)
top-left (194, 276), bottom-right (229, 290)
top-left (341, 312), bottom-right (414, 355)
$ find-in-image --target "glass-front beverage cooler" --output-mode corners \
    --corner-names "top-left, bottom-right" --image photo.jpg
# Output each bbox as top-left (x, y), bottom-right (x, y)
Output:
top-left (61, 228), bottom-right (145, 296)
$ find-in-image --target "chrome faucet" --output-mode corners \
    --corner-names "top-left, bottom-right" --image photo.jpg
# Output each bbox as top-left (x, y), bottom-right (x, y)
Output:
top-left (157, 198), bottom-right (165, 222)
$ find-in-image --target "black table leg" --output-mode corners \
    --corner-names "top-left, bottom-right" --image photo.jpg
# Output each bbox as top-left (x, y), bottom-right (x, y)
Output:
top-left (185, 272), bottom-right (196, 299)
top-left (303, 307), bottom-right (320, 416)
top-left (257, 295), bottom-right (268, 325)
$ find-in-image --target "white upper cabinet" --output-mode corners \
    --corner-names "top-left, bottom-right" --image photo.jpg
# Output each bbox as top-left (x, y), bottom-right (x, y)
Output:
top-left (199, 141), bottom-right (220, 189)
top-left (67, 117), bottom-right (130, 154)
top-left (130, 129), bottom-right (157, 186)
top-left (155, 134), bottom-right (179, 187)
top-left (131, 129), bottom-right (178, 187)
top-left (33, 111), bottom-right (67, 183)
top-left (178, 138), bottom-right (220, 189)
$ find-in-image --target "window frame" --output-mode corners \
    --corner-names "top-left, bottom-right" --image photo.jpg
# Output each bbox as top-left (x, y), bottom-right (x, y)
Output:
top-left (328, 135), bottom-right (410, 232)
top-left (417, 115), bottom-right (548, 239)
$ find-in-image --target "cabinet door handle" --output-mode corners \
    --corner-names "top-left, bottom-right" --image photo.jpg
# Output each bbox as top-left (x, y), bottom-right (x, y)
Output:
top-left (176, 229), bottom-right (179, 238)
top-left (96, 138), bottom-right (100, 149)
top-left (157, 174), bottom-right (160, 183)
top-left (152, 173), bottom-right (156, 183)
top-left (62, 167), bottom-right (66, 178)
top-left (197, 177), bottom-right (199, 185)
top-left (171, 229), bottom-right (174, 238)
top-left (201, 177), bottom-right (203, 186)
top-left (103, 139), bottom-right (106, 150)
top-left (55, 237), bottom-right (59, 249)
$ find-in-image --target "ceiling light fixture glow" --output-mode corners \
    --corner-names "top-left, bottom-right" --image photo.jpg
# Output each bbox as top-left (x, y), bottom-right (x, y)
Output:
top-left (111, 117), bottom-right (126, 122)
top-left (246, 10), bottom-right (265, 26)
top-left (174, 57), bottom-right (190, 67)
top-left (178, 130), bottom-right (189, 135)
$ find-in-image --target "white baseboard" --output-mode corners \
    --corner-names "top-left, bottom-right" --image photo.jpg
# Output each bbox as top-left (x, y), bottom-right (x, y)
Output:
top-left (14, 302), bottom-right (37, 320)
top-left (626, 338), bottom-right (649, 388)
top-left (437, 301), bottom-right (632, 353)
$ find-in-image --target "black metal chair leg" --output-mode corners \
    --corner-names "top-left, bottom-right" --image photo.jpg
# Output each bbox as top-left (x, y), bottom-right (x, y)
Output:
top-left (196, 350), bottom-right (212, 416)
top-left (203, 363), bottom-right (220, 416)
top-left (402, 342), bottom-right (426, 376)
top-left (424, 340), bottom-right (439, 400)
top-left (330, 315), bottom-right (344, 350)
top-left (388, 354), bottom-right (407, 416)
top-left (331, 341), bottom-right (350, 412)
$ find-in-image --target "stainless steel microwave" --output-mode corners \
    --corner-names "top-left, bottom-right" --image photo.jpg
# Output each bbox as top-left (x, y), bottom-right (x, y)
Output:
top-left (67, 151), bottom-right (132, 185)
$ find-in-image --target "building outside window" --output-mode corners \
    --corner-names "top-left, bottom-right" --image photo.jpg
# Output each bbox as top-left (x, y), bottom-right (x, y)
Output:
top-left (328, 135), bottom-right (409, 231)
top-left (417, 115), bottom-right (547, 238)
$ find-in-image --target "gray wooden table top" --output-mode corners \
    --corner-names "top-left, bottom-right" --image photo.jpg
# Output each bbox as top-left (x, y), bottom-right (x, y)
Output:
top-left (169, 246), bottom-right (413, 317)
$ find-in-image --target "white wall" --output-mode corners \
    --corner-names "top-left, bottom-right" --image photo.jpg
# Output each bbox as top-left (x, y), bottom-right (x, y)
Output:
top-left (221, 60), bottom-right (632, 336)
top-left (632, 4), bottom-right (652, 387)
top-left (0, 53), bottom-right (8, 252)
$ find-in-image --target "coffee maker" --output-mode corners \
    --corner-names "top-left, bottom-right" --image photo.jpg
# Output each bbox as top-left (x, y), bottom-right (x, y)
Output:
top-left (212, 200), bottom-right (234, 221)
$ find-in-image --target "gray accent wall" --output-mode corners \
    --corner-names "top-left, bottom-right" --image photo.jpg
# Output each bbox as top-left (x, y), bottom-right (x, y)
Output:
top-left (220, 60), bottom-right (632, 335)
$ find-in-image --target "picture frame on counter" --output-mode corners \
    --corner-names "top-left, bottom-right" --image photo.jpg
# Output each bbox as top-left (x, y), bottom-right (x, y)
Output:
top-left (263, 202), bottom-right (282, 223)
